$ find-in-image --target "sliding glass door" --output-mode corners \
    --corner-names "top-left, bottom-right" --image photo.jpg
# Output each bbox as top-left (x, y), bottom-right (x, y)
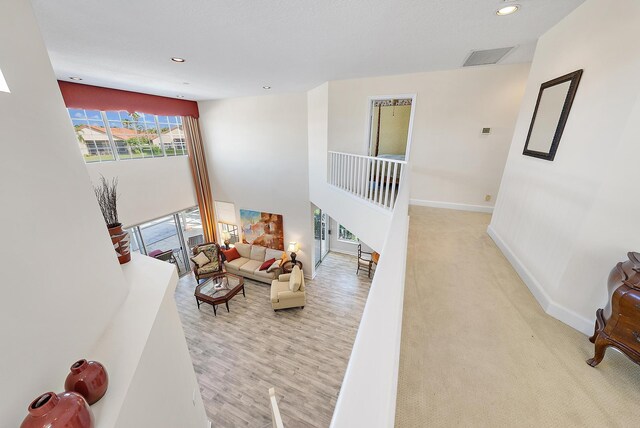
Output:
top-left (124, 206), bottom-right (205, 276)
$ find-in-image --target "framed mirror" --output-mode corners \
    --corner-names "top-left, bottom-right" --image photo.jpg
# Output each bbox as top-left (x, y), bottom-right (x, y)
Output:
top-left (523, 69), bottom-right (583, 161)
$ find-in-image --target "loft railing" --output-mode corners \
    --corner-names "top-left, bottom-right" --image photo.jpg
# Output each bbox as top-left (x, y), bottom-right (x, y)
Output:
top-left (328, 151), bottom-right (406, 211)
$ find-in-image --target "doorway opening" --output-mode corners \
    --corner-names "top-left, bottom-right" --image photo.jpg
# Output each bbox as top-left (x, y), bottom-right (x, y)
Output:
top-left (367, 97), bottom-right (414, 162)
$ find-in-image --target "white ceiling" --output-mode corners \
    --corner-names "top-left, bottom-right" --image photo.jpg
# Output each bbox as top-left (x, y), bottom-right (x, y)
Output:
top-left (31, 0), bottom-right (584, 101)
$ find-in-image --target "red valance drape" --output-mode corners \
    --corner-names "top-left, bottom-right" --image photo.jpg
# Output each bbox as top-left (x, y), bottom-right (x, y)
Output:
top-left (58, 81), bottom-right (199, 118)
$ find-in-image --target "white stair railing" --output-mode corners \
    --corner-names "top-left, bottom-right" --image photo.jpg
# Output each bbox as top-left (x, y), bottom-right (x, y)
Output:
top-left (328, 151), bottom-right (406, 210)
top-left (269, 387), bottom-right (284, 428)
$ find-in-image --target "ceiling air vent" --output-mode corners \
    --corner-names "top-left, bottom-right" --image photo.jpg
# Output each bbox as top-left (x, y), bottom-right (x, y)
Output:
top-left (463, 47), bottom-right (514, 67)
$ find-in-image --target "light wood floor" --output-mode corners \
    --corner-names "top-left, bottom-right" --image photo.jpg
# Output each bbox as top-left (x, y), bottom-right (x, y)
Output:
top-left (395, 206), bottom-right (640, 427)
top-left (174, 252), bottom-right (372, 427)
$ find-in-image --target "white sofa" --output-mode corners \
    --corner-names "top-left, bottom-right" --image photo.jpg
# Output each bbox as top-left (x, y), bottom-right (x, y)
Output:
top-left (224, 243), bottom-right (283, 284)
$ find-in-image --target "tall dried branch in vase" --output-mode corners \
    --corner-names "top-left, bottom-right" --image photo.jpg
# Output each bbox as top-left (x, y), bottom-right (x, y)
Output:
top-left (93, 175), bottom-right (131, 264)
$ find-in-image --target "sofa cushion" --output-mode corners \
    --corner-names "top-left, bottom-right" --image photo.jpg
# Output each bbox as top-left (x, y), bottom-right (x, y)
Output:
top-left (266, 260), bottom-right (281, 273)
top-left (254, 268), bottom-right (277, 281)
top-left (191, 251), bottom-right (210, 267)
top-left (240, 259), bottom-right (262, 274)
top-left (271, 280), bottom-right (289, 303)
top-left (198, 262), bottom-right (221, 275)
top-left (225, 257), bottom-right (249, 270)
top-left (280, 252), bottom-right (288, 266)
top-left (289, 266), bottom-right (302, 292)
top-left (250, 245), bottom-right (267, 261)
top-left (265, 248), bottom-right (283, 261)
top-left (222, 247), bottom-right (240, 262)
top-left (235, 243), bottom-right (251, 258)
top-left (259, 257), bottom-right (276, 271)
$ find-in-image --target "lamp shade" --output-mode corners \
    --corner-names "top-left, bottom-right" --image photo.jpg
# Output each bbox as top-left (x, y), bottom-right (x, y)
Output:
top-left (222, 231), bottom-right (231, 240)
top-left (288, 242), bottom-right (297, 252)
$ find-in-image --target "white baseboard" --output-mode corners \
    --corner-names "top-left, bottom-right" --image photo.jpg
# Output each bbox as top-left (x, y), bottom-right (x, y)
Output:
top-left (410, 198), bottom-right (494, 213)
top-left (487, 225), bottom-right (593, 336)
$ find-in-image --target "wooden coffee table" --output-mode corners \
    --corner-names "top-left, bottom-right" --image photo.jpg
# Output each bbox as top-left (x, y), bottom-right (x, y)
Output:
top-left (194, 273), bottom-right (245, 316)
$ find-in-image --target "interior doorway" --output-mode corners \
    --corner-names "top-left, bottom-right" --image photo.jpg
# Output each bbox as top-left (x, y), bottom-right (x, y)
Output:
top-left (368, 97), bottom-right (414, 161)
top-left (314, 208), bottom-right (329, 267)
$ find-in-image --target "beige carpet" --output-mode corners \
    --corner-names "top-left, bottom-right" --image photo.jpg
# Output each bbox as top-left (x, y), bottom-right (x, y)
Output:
top-left (395, 206), bottom-right (640, 427)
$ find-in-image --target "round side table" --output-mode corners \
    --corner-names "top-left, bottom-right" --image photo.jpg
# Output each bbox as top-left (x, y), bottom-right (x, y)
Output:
top-left (281, 260), bottom-right (303, 273)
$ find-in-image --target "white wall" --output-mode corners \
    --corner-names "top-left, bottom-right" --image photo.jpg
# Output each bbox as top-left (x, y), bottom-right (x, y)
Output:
top-left (86, 156), bottom-right (197, 227)
top-left (0, 1), bottom-right (128, 424)
top-left (326, 63), bottom-right (530, 211)
top-left (308, 83), bottom-right (392, 255)
top-left (330, 171), bottom-right (410, 428)
top-left (198, 93), bottom-right (314, 274)
top-left (489, 0), bottom-right (640, 334)
top-left (115, 277), bottom-right (208, 428)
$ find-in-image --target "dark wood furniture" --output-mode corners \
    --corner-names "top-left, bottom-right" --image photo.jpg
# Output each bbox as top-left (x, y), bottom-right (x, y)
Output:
top-left (194, 272), bottom-right (245, 316)
top-left (356, 244), bottom-right (378, 278)
top-left (588, 252), bottom-right (640, 367)
top-left (281, 260), bottom-right (303, 274)
top-left (191, 242), bottom-right (224, 283)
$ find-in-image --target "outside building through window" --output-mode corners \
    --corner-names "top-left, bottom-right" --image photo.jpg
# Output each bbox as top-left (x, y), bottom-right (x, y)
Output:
top-left (338, 224), bottom-right (358, 242)
top-left (68, 108), bottom-right (186, 163)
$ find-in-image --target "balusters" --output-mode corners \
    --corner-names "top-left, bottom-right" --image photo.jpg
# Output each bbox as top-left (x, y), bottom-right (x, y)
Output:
top-left (326, 151), bottom-right (405, 210)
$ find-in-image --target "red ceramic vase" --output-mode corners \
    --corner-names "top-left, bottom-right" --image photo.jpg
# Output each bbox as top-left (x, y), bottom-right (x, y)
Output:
top-left (64, 359), bottom-right (109, 405)
top-left (109, 224), bottom-right (131, 264)
top-left (21, 391), bottom-right (94, 428)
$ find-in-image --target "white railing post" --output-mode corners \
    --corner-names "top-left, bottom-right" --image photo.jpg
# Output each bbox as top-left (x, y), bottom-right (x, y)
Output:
top-left (327, 151), bottom-right (407, 211)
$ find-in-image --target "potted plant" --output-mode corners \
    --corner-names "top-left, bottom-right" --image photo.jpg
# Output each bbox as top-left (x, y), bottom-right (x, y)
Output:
top-left (93, 176), bottom-right (131, 264)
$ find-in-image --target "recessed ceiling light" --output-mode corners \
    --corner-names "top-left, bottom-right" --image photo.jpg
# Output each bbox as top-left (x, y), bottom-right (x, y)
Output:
top-left (171, 57), bottom-right (186, 63)
top-left (262, 86), bottom-right (271, 90)
top-left (69, 76), bottom-right (83, 81)
top-left (176, 95), bottom-right (185, 98)
top-left (496, 5), bottom-right (519, 15)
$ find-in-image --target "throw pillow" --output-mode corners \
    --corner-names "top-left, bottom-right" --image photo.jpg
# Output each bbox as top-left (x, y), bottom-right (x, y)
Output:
top-left (289, 265), bottom-right (302, 292)
top-left (266, 260), bottom-right (281, 273)
top-left (222, 247), bottom-right (240, 262)
top-left (259, 257), bottom-right (277, 271)
top-left (279, 251), bottom-right (288, 266)
top-left (190, 251), bottom-right (210, 268)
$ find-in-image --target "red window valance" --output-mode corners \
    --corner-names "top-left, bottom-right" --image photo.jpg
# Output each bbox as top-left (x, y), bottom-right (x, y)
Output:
top-left (58, 81), bottom-right (199, 118)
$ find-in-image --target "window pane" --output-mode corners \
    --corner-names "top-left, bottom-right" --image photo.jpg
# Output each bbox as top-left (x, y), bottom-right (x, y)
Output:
top-left (68, 109), bottom-right (186, 162)
top-left (158, 116), bottom-right (186, 156)
top-left (338, 225), bottom-right (358, 242)
top-left (67, 108), bottom-right (115, 163)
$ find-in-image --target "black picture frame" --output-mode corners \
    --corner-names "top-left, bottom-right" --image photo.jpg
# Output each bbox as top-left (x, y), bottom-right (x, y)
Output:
top-left (522, 69), bottom-right (583, 161)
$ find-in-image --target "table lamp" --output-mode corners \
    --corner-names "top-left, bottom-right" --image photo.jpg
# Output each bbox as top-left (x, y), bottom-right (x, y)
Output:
top-left (288, 242), bottom-right (298, 265)
top-left (222, 231), bottom-right (231, 249)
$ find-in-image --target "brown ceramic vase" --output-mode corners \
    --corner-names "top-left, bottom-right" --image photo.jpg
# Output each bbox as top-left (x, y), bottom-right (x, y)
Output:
top-left (21, 391), bottom-right (94, 428)
top-left (64, 359), bottom-right (109, 405)
top-left (108, 224), bottom-right (131, 264)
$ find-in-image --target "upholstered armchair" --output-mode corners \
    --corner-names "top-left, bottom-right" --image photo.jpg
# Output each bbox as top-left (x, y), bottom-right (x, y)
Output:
top-left (270, 266), bottom-right (306, 310)
top-left (191, 242), bottom-right (224, 283)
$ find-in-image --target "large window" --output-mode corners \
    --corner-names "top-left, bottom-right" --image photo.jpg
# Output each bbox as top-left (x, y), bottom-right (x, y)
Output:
top-left (68, 108), bottom-right (186, 163)
top-left (124, 206), bottom-right (205, 276)
top-left (338, 224), bottom-right (358, 243)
